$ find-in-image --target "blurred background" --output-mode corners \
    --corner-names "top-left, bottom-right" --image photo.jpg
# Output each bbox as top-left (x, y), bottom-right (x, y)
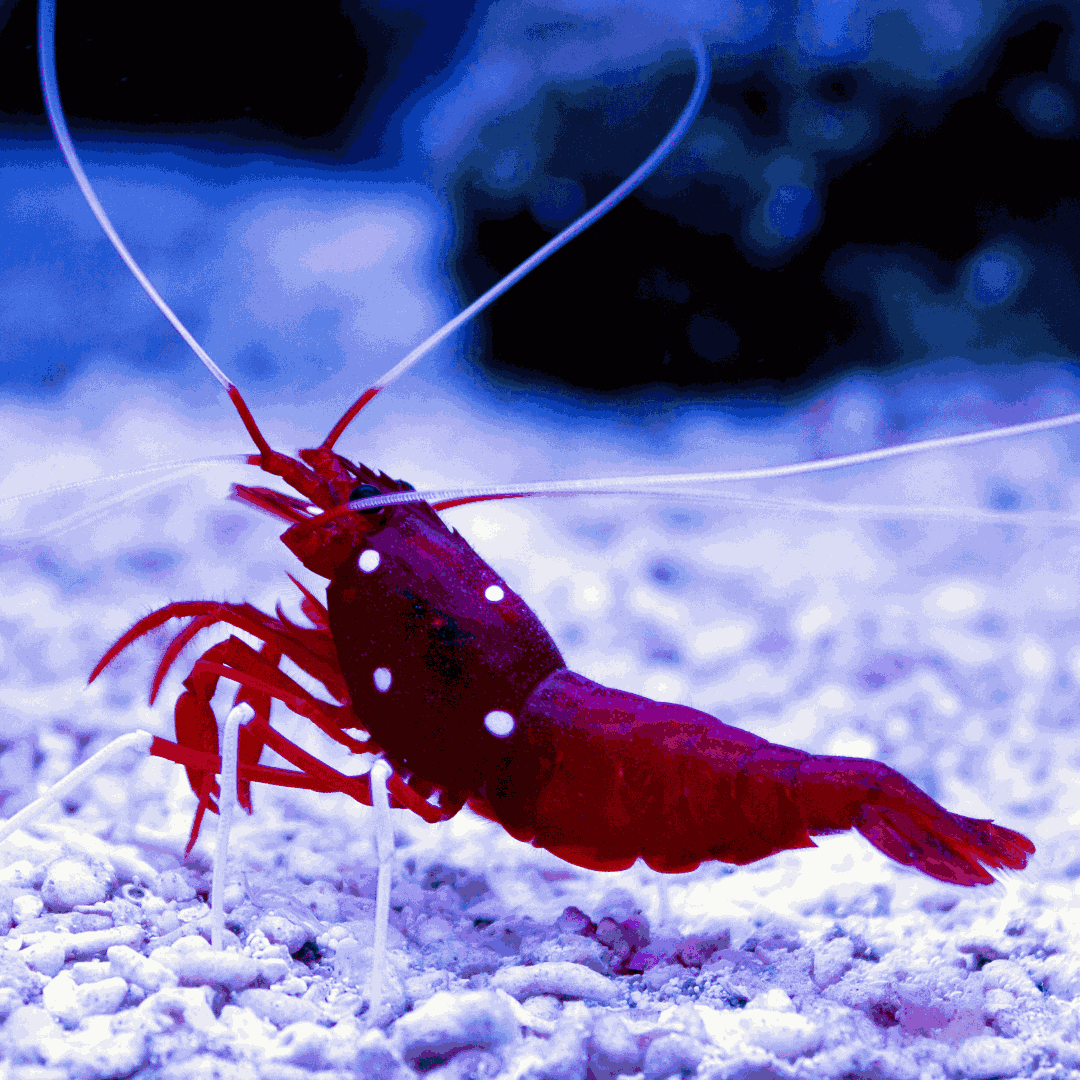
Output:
top-left (1, 0), bottom-right (1078, 407)
top-left (0, 0), bottom-right (1079, 902)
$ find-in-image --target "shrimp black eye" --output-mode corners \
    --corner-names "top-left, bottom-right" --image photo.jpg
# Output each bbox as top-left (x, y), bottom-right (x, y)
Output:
top-left (350, 483), bottom-right (383, 515)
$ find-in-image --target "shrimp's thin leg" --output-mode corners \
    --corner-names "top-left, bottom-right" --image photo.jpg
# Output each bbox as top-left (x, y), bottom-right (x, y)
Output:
top-left (656, 875), bottom-right (672, 932)
top-left (211, 703), bottom-right (253, 951)
top-left (367, 757), bottom-right (394, 1025)
top-left (0, 729), bottom-right (155, 846)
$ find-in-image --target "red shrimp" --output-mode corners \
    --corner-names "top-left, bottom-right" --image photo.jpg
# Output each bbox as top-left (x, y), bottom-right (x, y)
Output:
top-left (27, 2), bottom-right (1038, 890)
top-left (84, 397), bottom-right (1035, 886)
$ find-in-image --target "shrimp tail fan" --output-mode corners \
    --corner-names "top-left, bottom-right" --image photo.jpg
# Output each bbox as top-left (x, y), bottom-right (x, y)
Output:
top-left (801, 757), bottom-right (1035, 886)
top-left (854, 804), bottom-right (1034, 886)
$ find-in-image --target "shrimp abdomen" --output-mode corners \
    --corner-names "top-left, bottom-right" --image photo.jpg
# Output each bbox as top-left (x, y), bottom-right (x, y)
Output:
top-left (480, 670), bottom-right (819, 874)
top-left (479, 670), bottom-right (1035, 884)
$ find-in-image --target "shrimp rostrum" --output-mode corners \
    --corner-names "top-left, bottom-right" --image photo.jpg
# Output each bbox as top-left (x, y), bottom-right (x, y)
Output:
top-left (37, 4), bottom-right (1032, 890)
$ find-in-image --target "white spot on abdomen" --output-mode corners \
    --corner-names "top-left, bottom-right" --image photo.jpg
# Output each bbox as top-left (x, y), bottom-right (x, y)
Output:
top-left (358, 549), bottom-right (381, 573)
top-left (373, 667), bottom-right (392, 693)
top-left (484, 585), bottom-right (505, 602)
top-left (484, 710), bottom-right (514, 737)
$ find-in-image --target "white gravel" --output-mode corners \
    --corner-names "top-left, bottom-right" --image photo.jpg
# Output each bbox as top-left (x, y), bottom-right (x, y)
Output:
top-left (0, 828), bottom-right (1078, 1079)
top-left (2, 400), bottom-right (1080, 1078)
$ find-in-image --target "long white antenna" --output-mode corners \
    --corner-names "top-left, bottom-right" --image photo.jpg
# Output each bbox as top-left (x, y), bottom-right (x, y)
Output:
top-left (34, 4), bottom-right (1080, 519)
top-left (321, 34), bottom-right (713, 448)
top-left (344, 404), bottom-right (1080, 512)
top-left (37, 0), bottom-right (234, 394)
top-left (367, 38), bottom-right (712, 400)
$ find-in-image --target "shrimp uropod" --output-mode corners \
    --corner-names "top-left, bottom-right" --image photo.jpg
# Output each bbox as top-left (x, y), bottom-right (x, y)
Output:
top-left (3, 0), bottom-right (1072, 944)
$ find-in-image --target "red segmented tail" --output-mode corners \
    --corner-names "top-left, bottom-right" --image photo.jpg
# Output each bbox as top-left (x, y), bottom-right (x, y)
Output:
top-left (798, 757), bottom-right (1035, 886)
top-left (854, 805), bottom-right (1034, 887)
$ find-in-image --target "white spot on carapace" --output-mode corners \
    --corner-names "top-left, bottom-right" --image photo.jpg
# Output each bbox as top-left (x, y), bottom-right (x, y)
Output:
top-left (358, 549), bottom-right (381, 573)
top-left (484, 585), bottom-right (505, 602)
top-left (484, 710), bottom-right (515, 737)
top-left (373, 668), bottom-right (392, 693)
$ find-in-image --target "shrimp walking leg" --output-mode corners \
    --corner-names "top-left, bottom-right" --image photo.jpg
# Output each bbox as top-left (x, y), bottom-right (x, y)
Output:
top-left (93, 582), bottom-right (469, 851)
top-left (367, 758), bottom-right (394, 1026)
top-left (210, 703), bottom-right (253, 951)
top-left (0, 730), bottom-right (155, 846)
